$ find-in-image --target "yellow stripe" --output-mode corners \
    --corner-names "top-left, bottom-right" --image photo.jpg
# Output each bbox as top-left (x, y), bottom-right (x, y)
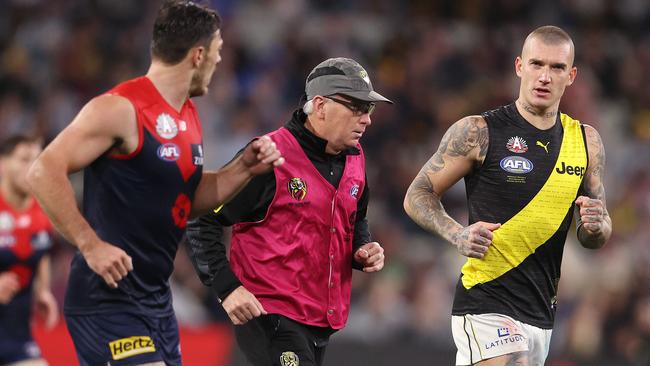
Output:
top-left (461, 114), bottom-right (586, 289)
top-left (213, 204), bottom-right (224, 214)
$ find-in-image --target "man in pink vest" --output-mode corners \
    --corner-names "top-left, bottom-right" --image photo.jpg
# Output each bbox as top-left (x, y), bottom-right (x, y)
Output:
top-left (186, 57), bottom-right (392, 366)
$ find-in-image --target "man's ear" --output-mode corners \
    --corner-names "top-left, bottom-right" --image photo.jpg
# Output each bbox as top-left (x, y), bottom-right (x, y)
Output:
top-left (191, 46), bottom-right (206, 68)
top-left (567, 66), bottom-right (578, 86)
top-left (314, 96), bottom-right (327, 119)
top-left (515, 56), bottom-right (523, 78)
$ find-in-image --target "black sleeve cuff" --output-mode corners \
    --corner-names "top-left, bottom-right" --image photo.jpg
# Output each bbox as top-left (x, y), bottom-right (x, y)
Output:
top-left (352, 258), bottom-right (364, 271)
top-left (211, 266), bottom-right (243, 302)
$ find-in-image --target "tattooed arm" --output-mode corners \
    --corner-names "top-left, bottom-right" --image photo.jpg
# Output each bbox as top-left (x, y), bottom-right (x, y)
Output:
top-left (574, 125), bottom-right (612, 249)
top-left (404, 116), bottom-right (500, 259)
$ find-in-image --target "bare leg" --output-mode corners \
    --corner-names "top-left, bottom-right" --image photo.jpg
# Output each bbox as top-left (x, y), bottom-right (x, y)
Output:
top-left (474, 351), bottom-right (529, 366)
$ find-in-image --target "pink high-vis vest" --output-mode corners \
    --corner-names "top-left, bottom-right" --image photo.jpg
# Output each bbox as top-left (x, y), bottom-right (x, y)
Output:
top-left (229, 127), bottom-right (365, 329)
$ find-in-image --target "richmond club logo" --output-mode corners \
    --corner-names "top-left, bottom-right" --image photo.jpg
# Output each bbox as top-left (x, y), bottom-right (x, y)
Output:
top-left (350, 184), bottom-right (359, 199)
top-left (280, 351), bottom-right (299, 366)
top-left (506, 136), bottom-right (528, 153)
top-left (287, 178), bottom-right (307, 201)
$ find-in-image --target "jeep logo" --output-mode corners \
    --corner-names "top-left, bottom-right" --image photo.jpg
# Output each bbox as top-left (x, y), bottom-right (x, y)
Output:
top-left (555, 162), bottom-right (585, 176)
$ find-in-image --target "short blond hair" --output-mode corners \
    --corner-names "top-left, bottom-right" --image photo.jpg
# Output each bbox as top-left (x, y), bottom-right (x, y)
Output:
top-left (523, 25), bottom-right (575, 65)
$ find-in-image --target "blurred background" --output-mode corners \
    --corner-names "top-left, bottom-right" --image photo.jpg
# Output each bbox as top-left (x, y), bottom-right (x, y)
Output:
top-left (1, 0), bottom-right (649, 365)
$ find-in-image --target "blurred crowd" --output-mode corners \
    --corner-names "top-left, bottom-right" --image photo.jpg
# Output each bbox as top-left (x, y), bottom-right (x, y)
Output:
top-left (1, 0), bottom-right (649, 365)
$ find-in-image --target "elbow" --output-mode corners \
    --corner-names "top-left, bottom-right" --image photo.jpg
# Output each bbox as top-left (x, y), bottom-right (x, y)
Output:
top-left (577, 221), bottom-right (612, 250)
top-left (578, 230), bottom-right (611, 250)
top-left (27, 155), bottom-right (62, 197)
top-left (580, 239), bottom-right (607, 250)
top-left (403, 191), bottom-right (415, 219)
top-left (26, 158), bottom-right (45, 195)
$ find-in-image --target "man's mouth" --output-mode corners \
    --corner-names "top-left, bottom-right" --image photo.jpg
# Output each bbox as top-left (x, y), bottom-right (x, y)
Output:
top-left (533, 87), bottom-right (551, 97)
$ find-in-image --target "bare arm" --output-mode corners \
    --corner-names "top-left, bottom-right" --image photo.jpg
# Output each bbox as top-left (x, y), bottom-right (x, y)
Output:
top-left (404, 116), bottom-right (500, 258)
top-left (574, 125), bottom-right (612, 249)
top-left (33, 255), bottom-right (51, 294)
top-left (191, 136), bottom-right (284, 216)
top-left (33, 255), bottom-right (58, 329)
top-left (27, 95), bottom-right (135, 288)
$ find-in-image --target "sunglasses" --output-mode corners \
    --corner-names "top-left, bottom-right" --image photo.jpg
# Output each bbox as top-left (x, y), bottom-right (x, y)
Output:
top-left (326, 97), bottom-right (376, 116)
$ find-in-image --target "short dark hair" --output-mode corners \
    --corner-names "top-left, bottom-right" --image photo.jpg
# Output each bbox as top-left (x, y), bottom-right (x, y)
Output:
top-left (0, 135), bottom-right (42, 157)
top-left (151, 0), bottom-right (222, 65)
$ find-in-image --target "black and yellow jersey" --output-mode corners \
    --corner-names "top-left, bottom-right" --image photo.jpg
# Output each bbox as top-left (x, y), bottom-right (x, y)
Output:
top-left (452, 103), bottom-right (588, 329)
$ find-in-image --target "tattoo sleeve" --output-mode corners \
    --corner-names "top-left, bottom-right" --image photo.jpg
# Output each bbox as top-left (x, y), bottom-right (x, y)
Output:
top-left (576, 125), bottom-right (612, 249)
top-left (504, 351), bottom-right (528, 366)
top-left (404, 116), bottom-right (488, 245)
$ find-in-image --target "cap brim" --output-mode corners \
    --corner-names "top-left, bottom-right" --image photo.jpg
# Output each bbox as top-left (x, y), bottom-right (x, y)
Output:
top-left (339, 90), bottom-right (393, 104)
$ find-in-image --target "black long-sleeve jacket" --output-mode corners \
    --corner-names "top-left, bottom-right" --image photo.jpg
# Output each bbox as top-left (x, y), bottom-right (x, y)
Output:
top-left (185, 109), bottom-right (371, 301)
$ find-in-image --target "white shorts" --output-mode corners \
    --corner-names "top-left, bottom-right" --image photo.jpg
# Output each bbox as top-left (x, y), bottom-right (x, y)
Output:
top-left (451, 313), bottom-right (552, 366)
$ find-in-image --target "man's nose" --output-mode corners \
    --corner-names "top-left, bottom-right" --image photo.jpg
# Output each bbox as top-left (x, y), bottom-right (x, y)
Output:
top-left (539, 68), bottom-right (551, 83)
top-left (359, 112), bottom-right (372, 125)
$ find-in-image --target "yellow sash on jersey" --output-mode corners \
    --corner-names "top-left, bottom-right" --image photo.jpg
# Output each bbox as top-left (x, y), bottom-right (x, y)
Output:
top-left (461, 114), bottom-right (587, 289)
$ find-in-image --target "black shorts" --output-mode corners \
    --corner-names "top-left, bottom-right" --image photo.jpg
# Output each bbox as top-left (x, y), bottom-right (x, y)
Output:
top-left (234, 314), bottom-right (336, 366)
top-left (0, 338), bottom-right (41, 364)
top-left (65, 312), bottom-right (181, 366)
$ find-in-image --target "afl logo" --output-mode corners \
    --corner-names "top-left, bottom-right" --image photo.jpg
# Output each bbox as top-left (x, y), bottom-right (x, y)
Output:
top-left (500, 156), bottom-right (534, 174)
top-left (288, 178), bottom-right (307, 201)
top-left (156, 113), bottom-right (178, 139)
top-left (157, 143), bottom-right (180, 162)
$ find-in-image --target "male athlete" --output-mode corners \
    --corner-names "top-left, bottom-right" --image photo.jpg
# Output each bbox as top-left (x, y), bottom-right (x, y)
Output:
top-left (27, 2), bottom-right (283, 365)
top-left (404, 26), bottom-right (611, 366)
top-left (0, 135), bottom-right (57, 366)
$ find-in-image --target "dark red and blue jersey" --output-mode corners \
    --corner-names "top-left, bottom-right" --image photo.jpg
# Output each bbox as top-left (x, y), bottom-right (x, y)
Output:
top-left (0, 195), bottom-right (52, 342)
top-left (64, 77), bottom-right (204, 317)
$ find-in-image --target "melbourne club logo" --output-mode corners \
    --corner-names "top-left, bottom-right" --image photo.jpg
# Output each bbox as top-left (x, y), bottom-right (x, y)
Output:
top-left (287, 178), bottom-right (307, 201)
top-left (156, 113), bottom-right (178, 139)
top-left (506, 136), bottom-right (528, 153)
top-left (0, 212), bottom-right (14, 232)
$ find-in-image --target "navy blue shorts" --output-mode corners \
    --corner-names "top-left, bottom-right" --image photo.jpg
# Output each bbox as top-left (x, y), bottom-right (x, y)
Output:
top-left (0, 338), bottom-right (42, 364)
top-left (65, 312), bottom-right (181, 366)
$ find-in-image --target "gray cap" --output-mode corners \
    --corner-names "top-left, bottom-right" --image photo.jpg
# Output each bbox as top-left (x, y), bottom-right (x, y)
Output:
top-left (305, 57), bottom-right (393, 104)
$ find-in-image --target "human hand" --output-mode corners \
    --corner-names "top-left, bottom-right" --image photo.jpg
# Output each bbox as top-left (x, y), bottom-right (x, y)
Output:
top-left (34, 289), bottom-right (59, 330)
top-left (241, 136), bottom-right (285, 176)
top-left (222, 286), bottom-right (267, 325)
top-left (354, 242), bottom-right (385, 273)
top-left (0, 272), bottom-right (20, 304)
top-left (575, 196), bottom-right (605, 235)
top-left (80, 240), bottom-right (133, 289)
top-left (452, 221), bottom-right (501, 259)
